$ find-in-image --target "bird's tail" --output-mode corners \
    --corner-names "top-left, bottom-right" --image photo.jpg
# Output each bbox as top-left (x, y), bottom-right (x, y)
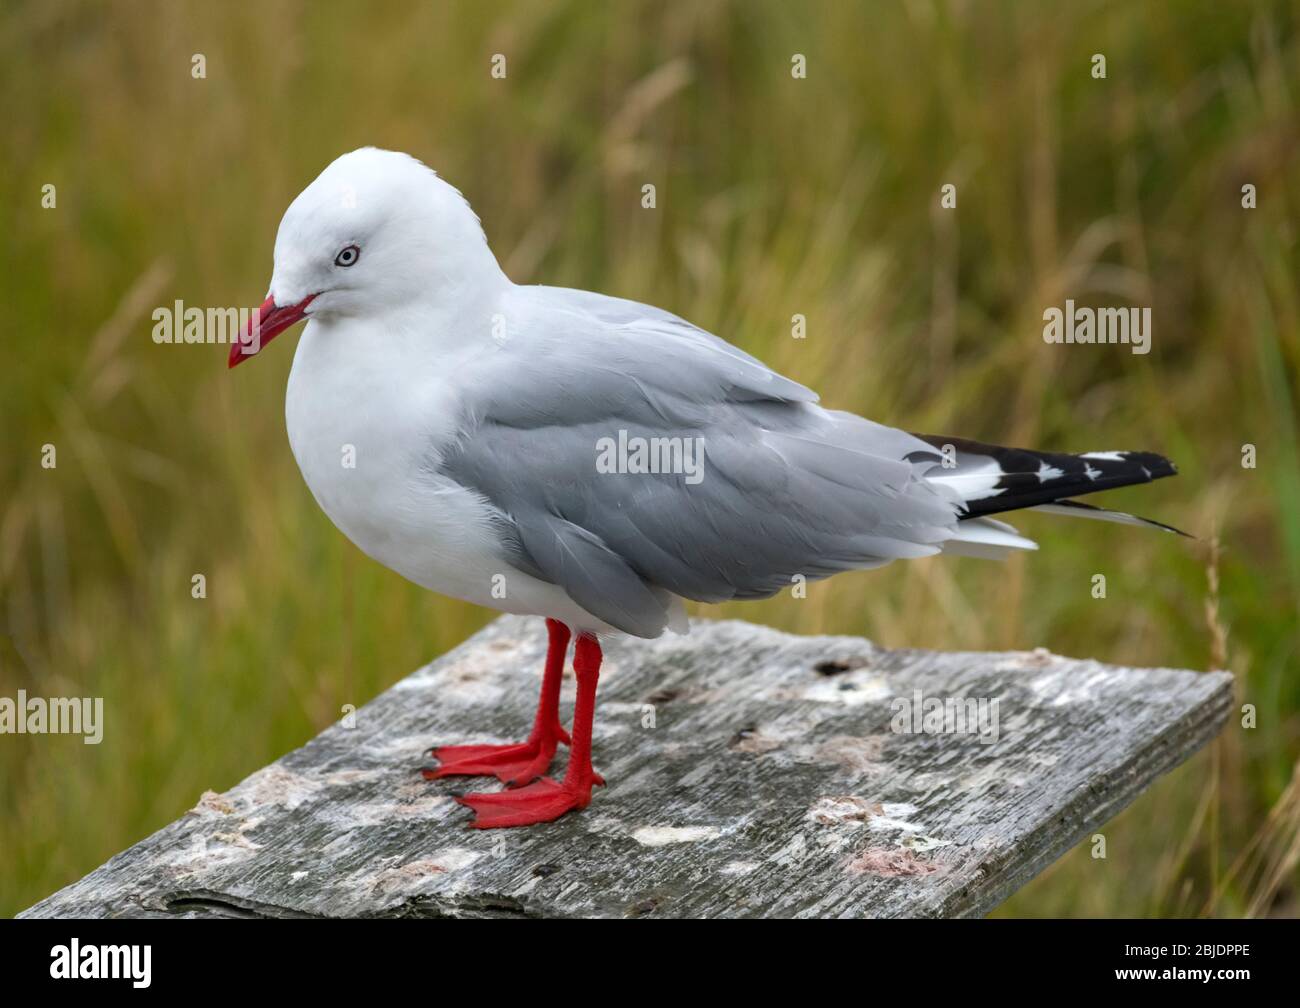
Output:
top-left (911, 434), bottom-right (1188, 538)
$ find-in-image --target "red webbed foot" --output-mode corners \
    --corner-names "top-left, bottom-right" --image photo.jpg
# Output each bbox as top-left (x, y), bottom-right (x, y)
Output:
top-left (454, 631), bottom-right (606, 829)
top-left (423, 730), bottom-right (570, 787)
top-left (455, 770), bottom-right (604, 829)
top-left (422, 618), bottom-right (573, 787)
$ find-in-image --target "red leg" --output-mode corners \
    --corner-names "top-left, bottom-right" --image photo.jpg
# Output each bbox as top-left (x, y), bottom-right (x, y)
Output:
top-left (423, 619), bottom-right (572, 786)
top-left (456, 631), bottom-right (606, 828)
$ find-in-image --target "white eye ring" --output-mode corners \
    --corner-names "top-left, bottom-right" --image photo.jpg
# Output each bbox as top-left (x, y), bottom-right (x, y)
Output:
top-left (334, 244), bottom-right (360, 267)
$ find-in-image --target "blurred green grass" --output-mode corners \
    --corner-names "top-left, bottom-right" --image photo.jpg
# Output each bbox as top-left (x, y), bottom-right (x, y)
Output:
top-left (1, 0), bottom-right (1297, 917)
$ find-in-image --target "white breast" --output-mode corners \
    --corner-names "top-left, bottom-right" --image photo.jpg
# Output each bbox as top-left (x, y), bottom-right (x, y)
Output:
top-left (283, 313), bottom-right (616, 632)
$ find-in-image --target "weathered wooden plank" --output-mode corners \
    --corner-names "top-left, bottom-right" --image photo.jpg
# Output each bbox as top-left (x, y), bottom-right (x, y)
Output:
top-left (20, 616), bottom-right (1232, 918)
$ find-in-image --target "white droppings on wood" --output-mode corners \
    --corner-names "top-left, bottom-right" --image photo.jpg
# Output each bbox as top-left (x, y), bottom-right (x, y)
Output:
top-left (1024, 663), bottom-right (1116, 707)
top-left (631, 825), bottom-right (721, 847)
top-left (235, 764), bottom-right (323, 812)
top-left (901, 834), bottom-right (954, 852)
top-left (162, 830), bottom-right (261, 879)
top-left (869, 805), bottom-right (925, 836)
top-left (344, 793), bottom-right (455, 827)
top-left (580, 814), bottom-right (628, 837)
top-left (778, 673), bottom-right (893, 707)
top-left (429, 847), bottom-right (482, 872)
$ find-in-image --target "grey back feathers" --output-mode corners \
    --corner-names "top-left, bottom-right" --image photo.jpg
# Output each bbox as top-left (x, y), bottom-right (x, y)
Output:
top-left (439, 286), bottom-right (1179, 637)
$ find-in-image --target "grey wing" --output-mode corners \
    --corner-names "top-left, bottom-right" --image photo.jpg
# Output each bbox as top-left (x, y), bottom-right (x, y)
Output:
top-left (441, 287), bottom-right (963, 638)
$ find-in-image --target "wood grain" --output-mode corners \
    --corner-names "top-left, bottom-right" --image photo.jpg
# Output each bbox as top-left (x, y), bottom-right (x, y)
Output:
top-left (20, 616), bottom-right (1232, 918)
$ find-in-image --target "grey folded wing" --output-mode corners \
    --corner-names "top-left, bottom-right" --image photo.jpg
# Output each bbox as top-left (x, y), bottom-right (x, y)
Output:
top-left (438, 286), bottom-right (961, 637)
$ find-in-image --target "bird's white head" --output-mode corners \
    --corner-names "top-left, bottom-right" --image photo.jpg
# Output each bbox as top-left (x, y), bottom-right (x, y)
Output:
top-left (229, 147), bottom-right (502, 367)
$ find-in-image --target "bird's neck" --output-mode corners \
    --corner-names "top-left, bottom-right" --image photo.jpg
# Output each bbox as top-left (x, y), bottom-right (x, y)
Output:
top-left (305, 270), bottom-right (514, 375)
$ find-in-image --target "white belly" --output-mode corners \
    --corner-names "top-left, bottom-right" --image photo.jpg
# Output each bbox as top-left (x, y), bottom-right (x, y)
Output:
top-left (283, 318), bottom-right (617, 632)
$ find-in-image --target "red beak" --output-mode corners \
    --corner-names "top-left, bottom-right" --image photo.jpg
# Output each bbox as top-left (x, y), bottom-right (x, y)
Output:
top-left (228, 294), bottom-right (316, 368)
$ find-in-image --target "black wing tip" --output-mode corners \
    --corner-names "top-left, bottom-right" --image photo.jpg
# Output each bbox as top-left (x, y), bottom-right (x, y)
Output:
top-left (912, 435), bottom-right (1178, 478)
top-left (915, 435), bottom-right (1183, 521)
top-left (1106, 450), bottom-right (1178, 481)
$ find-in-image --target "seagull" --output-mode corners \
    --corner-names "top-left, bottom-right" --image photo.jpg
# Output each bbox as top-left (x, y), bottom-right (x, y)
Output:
top-left (230, 148), bottom-right (1184, 828)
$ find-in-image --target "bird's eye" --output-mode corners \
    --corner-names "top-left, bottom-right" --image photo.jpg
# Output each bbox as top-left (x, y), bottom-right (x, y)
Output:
top-left (334, 244), bottom-right (361, 267)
